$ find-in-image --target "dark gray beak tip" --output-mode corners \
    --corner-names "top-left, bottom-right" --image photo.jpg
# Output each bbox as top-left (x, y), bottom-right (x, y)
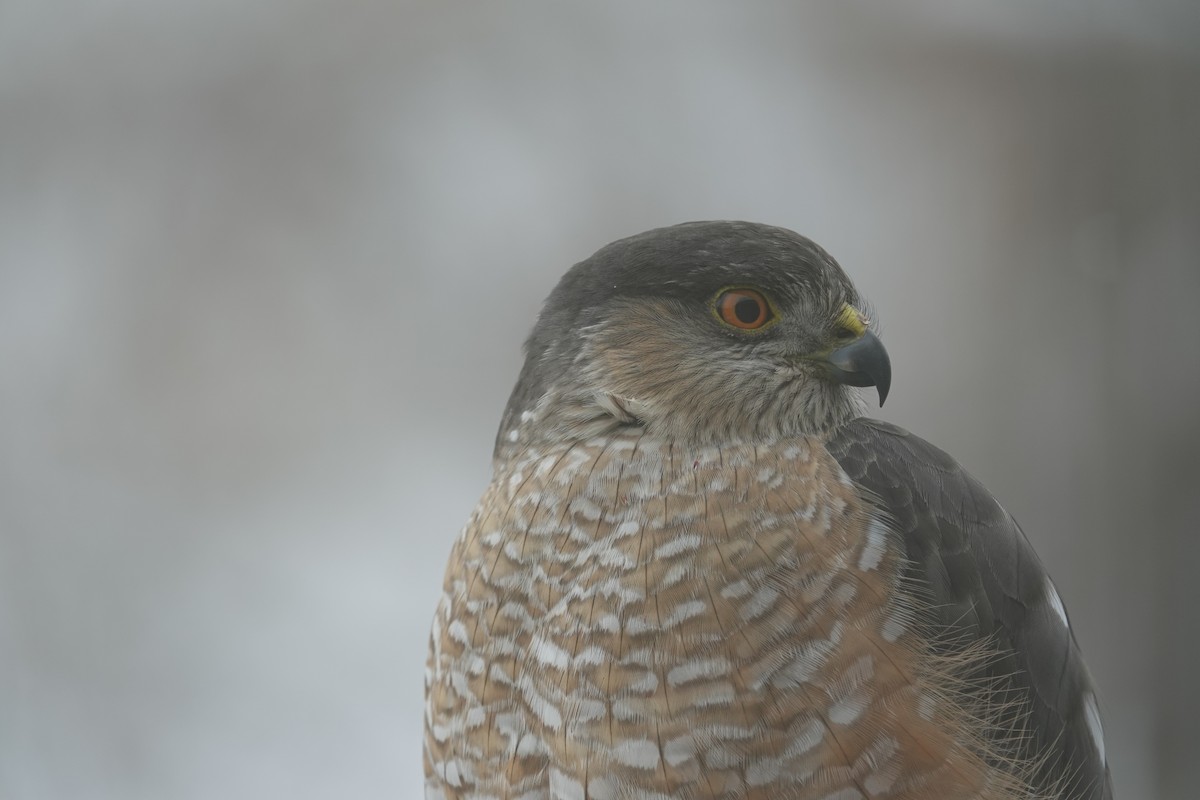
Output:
top-left (826, 329), bottom-right (892, 408)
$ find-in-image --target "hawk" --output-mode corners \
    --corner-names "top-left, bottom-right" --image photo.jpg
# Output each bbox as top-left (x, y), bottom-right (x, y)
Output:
top-left (424, 221), bottom-right (1112, 799)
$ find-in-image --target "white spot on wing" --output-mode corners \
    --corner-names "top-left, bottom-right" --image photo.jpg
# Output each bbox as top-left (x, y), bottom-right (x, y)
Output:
top-left (1084, 691), bottom-right (1106, 764)
top-left (1046, 577), bottom-right (1070, 628)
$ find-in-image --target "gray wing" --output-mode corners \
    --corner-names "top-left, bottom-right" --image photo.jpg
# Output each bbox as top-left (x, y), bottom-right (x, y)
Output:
top-left (826, 417), bottom-right (1112, 800)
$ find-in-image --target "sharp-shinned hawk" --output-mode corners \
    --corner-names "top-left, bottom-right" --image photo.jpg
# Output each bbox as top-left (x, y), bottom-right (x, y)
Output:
top-left (424, 221), bottom-right (1112, 799)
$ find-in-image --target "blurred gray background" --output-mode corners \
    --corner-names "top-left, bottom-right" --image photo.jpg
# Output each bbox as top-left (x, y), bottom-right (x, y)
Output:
top-left (2, 2), bottom-right (1198, 798)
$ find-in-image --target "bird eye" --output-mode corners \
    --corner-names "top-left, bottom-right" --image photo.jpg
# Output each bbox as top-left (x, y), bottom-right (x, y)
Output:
top-left (714, 288), bottom-right (774, 331)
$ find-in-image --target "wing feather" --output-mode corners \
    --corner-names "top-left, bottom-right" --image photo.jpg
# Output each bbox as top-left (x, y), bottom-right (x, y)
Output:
top-left (827, 417), bottom-right (1112, 800)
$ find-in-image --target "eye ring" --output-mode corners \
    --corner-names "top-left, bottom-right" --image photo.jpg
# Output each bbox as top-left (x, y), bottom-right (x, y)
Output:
top-left (713, 288), bottom-right (776, 331)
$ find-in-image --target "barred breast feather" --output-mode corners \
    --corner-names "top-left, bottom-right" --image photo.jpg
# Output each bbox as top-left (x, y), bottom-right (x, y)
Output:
top-left (424, 430), bottom-right (1050, 799)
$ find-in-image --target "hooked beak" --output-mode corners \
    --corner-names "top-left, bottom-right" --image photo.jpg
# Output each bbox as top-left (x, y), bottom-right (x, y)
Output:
top-left (824, 329), bottom-right (892, 406)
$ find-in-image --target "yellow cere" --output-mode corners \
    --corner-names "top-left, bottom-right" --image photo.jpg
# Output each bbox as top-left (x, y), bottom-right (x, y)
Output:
top-left (836, 303), bottom-right (868, 338)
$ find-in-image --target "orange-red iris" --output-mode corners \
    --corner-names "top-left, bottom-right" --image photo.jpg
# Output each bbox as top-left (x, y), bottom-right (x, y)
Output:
top-left (715, 288), bottom-right (772, 330)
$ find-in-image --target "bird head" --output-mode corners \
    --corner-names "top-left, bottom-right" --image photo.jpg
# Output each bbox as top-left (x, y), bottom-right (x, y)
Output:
top-left (497, 221), bottom-right (890, 453)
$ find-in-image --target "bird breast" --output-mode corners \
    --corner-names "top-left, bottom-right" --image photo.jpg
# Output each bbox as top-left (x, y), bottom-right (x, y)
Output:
top-left (425, 431), bottom-right (1024, 799)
